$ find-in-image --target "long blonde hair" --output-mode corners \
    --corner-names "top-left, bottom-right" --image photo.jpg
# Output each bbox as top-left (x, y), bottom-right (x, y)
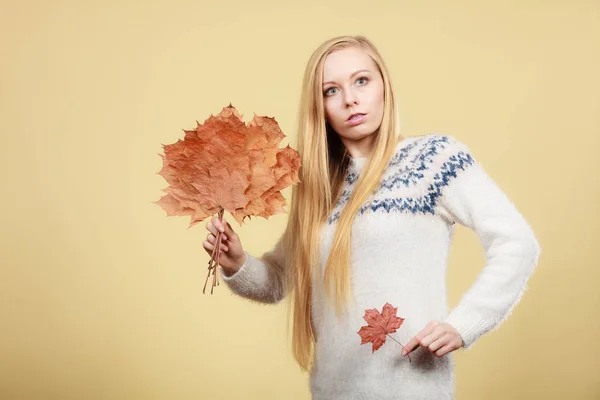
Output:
top-left (281, 35), bottom-right (402, 371)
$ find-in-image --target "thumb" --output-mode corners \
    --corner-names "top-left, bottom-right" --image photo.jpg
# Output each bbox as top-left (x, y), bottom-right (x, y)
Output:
top-left (223, 220), bottom-right (237, 238)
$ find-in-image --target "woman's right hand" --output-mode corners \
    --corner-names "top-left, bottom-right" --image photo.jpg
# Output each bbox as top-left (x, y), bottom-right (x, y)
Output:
top-left (202, 215), bottom-right (246, 276)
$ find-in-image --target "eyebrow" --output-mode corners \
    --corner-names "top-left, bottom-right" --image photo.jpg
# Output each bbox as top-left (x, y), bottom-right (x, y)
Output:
top-left (323, 69), bottom-right (371, 86)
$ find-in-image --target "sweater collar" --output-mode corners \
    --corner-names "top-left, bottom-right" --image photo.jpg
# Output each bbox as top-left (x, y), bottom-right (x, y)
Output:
top-left (348, 156), bottom-right (367, 174)
top-left (346, 136), bottom-right (414, 175)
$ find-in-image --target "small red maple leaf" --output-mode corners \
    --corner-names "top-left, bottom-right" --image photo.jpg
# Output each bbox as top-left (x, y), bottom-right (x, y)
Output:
top-left (357, 302), bottom-right (411, 362)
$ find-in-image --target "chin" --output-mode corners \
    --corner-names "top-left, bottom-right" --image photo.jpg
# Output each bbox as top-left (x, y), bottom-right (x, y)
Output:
top-left (346, 125), bottom-right (377, 137)
top-left (340, 131), bottom-right (377, 142)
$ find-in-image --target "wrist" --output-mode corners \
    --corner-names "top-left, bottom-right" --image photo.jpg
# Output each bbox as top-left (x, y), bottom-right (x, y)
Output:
top-left (221, 253), bottom-right (247, 277)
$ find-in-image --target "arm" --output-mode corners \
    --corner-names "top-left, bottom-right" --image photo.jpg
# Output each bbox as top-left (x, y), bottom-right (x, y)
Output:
top-left (436, 137), bottom-right (542, 349)
top-left (220, 236), bottom-right (288, 304)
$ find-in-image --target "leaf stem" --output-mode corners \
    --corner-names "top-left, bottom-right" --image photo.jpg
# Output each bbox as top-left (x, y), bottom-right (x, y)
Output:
top-left (385, 333), bottom-right (412, 362)
top-left (203, 208), bottom-right (225, 294)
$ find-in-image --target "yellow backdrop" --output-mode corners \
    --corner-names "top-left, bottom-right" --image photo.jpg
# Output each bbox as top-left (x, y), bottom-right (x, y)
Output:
top-left (1, 1), bottom-right (599, 399)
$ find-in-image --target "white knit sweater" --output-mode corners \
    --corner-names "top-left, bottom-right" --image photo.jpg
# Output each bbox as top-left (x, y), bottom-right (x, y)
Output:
top-left (222, 134), bottom-right (541, 400)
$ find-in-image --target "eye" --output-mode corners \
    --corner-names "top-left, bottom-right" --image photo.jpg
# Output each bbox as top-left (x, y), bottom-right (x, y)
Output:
top-left (356, 76), bottom-right (369, 85)
top-left (324, 87), bottom-right (337, 96)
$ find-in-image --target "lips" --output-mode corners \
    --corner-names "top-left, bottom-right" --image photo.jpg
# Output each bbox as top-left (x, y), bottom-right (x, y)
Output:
top-left (346, 113), bottom-right (367, 126)
top-left (347, 113), bottom-right (366, 121)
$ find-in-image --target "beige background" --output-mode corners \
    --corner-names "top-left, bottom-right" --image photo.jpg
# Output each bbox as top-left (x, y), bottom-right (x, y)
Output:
top-left (1, 1), bottom-right (599, 399)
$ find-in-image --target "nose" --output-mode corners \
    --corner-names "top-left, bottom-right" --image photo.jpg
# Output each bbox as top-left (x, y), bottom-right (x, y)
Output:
top-left (343, 87), bottom-right (359, 107)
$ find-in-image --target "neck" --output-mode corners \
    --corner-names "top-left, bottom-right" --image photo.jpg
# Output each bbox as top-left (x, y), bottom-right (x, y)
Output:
top-left (340, 133), bottom-right (377, 159)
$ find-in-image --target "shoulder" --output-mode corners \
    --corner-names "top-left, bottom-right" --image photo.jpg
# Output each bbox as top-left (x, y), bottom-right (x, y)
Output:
top-left (388, 133), bottom-right (476, 173)
top-left (372, 134), bottom-right (476, 198)
top-left (399, 133), bottom-right (472, 155)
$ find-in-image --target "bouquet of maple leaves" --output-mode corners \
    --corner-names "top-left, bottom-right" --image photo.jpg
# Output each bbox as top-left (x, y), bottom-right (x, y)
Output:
top-left (154, 104), bottom-right (301, 294)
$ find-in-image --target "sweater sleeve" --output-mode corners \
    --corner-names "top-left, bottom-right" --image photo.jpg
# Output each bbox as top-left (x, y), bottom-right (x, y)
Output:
top-left (435, 136), bottom-right (541, 349)
top-left (220, 236), bottom-right (288, 304)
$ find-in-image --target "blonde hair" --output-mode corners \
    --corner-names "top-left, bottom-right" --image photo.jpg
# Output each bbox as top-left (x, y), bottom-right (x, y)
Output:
top-left (281, 35), bottom-right (402, 371)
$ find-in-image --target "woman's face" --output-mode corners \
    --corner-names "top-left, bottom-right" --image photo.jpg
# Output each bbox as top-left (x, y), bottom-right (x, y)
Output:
top-left (322, 46), bottom-right (385, 153)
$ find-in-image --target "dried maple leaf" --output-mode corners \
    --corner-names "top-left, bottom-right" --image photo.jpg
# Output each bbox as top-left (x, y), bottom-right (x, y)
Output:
top-left (154, 104), bottom-right (301, 294)
top-left (358, 302), bottom-right (411, 362)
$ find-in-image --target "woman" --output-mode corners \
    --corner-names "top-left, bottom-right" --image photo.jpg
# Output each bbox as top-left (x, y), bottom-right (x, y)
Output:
top-left (202, 35), bottom-right (541, 399)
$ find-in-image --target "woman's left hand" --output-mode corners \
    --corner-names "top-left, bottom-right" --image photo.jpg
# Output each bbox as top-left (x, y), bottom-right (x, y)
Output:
top-left (402, 321), bottom-right (464, 357)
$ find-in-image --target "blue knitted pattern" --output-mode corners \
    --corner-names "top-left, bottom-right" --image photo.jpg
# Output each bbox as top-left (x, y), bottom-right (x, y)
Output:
top-left (328, 135), bottom-right (475, 224)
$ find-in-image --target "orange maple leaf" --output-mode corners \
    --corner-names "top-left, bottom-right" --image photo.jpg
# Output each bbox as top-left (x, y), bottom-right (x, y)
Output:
top-left (358, 302), bottom-right (411, 361)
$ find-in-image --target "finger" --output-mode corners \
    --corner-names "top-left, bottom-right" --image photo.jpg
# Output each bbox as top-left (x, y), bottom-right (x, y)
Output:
top-left (427, 334), bottom-right (449, 353)
top-left (203, 240), bottom-right (228, 253)
top-left (403, 321), bottom-right (438, 355)
top-left (207, 233), bottom-right (228, 244)
top-left (213, 216), bottom-right (226, 233)
top-left (207, 220), bottom-right (218, 236)
top-left (404, 330), bottom-right (429, 355)
top-left (403, 336), bottom-right (420, 355)
top-left (224, 221), bottom-right (237, 239)
top-left (419, 326), bottom-right (444, 348)
top-left (435, 344), bottom-right (455, 357)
